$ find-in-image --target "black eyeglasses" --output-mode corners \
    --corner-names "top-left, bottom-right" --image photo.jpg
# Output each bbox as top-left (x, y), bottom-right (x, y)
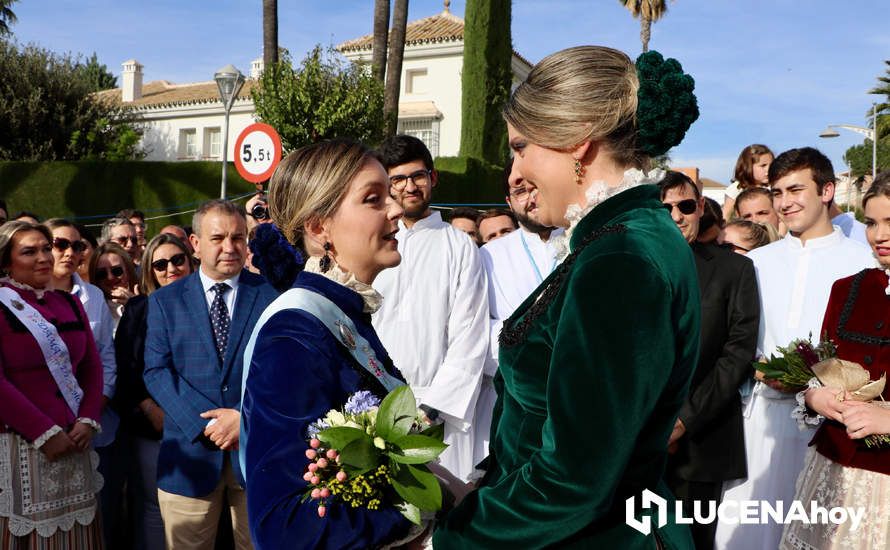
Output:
top-left (151, 253), bottom-right (188, 272)
top-left (664, 199), bottom-right (698, 215)
top-left (389, 170), bottom-right (432, 191)
top-left (53, 237), bottom-right (87, 254)
top-left (508, 186), bottom-right (530, 200)
top-left (248, 203), bottom-right (269, 220)
top-left (95, 266), bottom-right (125, 281)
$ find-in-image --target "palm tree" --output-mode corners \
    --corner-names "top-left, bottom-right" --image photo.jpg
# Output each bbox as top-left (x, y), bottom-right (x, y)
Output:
top-left (383, 0), bottom-right (408, 136)
top-left (619, 0), bottom-right (669, 53)
top-left (371, 0), bottom-right (390, 84)
top-left (868, 60), bottom-right (890, 140)
top-left (0, 0), bottom-right (18, 36)
top-left (263, 0), bottom-right (278, 67)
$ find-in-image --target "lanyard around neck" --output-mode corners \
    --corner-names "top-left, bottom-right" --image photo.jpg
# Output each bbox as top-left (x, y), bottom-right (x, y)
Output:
top-left (519, 231), bottom-right (556, 284)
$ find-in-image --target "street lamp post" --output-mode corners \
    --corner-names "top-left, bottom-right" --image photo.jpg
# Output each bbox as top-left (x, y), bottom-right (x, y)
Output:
top-left (819, 102), bottom-right (878, 182)
top-left (214, 64), bottom-right (246, 200)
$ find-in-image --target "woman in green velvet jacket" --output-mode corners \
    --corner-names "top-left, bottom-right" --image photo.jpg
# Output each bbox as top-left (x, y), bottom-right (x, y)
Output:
top-left (433, 46), bottom-right (701, 549)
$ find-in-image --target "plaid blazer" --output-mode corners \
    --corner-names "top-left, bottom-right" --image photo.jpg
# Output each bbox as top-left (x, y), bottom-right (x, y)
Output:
top-left (144, 269), bottom-right (277, 497)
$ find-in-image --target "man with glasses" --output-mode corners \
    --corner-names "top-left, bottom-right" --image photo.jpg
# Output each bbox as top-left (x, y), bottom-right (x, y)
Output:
top-left (476, 157), bottom-right (562, 463)
top-left (659, 171), bottom-right (760, 550)
top-left (101, 217), bottom-right (141, 263)
top-left (373, 135), bottom-right (490, 482)
top-left (118, 209), bottom-right (148, 260)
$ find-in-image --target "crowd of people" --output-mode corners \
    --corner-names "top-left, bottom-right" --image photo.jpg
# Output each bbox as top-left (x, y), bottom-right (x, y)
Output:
top-left (0, 43), bottom-right (888, 550)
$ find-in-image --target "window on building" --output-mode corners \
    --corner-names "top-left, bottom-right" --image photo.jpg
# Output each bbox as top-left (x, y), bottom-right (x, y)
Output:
top-left (204, 127), bottom-right (221, 159)
top-left (179, 129), bottom-right (197, 159)
top-left (405, 68), bottom-right (428, 95)
top-left (397, 118), bottom-right (440, 158)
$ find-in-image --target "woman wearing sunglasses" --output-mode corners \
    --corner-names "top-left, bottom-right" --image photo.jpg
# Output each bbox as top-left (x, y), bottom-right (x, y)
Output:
top-left (114, 233), bottom-right (195, 550)
top-left (47, 219), bottom-right (123, 546)
top-left (89, 242), bottom-right (138, 330)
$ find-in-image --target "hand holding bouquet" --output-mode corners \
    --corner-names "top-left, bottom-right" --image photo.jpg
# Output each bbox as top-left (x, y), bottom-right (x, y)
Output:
top-left (303, 386), bottom-right (447, 524)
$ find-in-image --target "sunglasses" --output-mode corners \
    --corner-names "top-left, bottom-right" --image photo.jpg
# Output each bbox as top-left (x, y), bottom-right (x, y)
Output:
top-left (665, 199), bottom-right (698, 215)
top-left (53, 237), bottom-right (87, 254)
top-left (95, 266), bottom-right (125, 281)
top-left (114, 236), bottom-right (139, 246)
top-left (151, 253), bottom-right (188, 272)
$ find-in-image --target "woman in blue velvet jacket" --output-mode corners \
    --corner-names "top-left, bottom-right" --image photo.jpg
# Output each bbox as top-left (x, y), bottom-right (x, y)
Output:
top-left (241, 140), bottom-right (417, 549)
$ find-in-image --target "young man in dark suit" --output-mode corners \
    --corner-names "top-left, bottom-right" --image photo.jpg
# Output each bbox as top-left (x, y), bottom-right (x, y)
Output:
top-left (144, 199), bottom-right (277, 549)
top-left (659, 172), bottom-right (760, 550)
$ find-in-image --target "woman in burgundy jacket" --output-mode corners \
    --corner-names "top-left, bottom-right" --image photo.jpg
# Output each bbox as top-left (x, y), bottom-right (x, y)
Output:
top-left (0, 221), bottom-right (104, 548)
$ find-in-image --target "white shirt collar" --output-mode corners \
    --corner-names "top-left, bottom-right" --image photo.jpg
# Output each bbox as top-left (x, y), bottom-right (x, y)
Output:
top-left (400, 210), bottom-right (446, 232)
top-left (519, 224), bottom-right (563, 244)
top-left (70, 272), bottom-right (87, 300)
top-left (783, 226), bottom-right (844, 250)
top-left (198, 268), bottom-right (240, 294)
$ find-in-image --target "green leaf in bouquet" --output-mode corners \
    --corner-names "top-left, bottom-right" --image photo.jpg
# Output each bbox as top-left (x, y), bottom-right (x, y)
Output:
top-left (338, 435), bottom-right (380, 476)
top-left (316, 426), bottom-right (366, 452)
top-left (419, 422), bottom-right (445, 441)
top-left (376, 385), bottom-right (418, 441)
top-left (754, 357), bottom-right (786, 380)
top-left (387, 434), bottom-right (448, 464)
top-left (396, 502), bottom-right (422, 526)
top-left (391, 463), bottom-right (442, 512)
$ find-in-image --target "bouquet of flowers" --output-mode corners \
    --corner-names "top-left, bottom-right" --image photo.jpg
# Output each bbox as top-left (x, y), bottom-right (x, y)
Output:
top-left (756, 336), bottom-right (889, 449)
top-left (303, 386), bottom-right (447, 524)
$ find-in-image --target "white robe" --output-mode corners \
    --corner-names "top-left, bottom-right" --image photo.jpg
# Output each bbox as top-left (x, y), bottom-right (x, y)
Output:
top-left (715, 227), bottom-right (875, 550)
top-left (476, 226), bottom-right (562, 464)
top-left (372, 211), bottom-right (489, 481)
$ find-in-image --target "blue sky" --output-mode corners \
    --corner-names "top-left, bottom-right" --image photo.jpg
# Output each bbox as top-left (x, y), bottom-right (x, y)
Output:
top-left (10, 0), bottom-right (888, 183)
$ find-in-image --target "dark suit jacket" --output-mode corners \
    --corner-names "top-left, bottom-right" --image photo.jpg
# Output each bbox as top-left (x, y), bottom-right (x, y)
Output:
top-left (671, 242), bottom-right (759, 482)
top-left (113, 294), bottom-right (158, 440)
top-left (144, 269), bottom-right (277, 497)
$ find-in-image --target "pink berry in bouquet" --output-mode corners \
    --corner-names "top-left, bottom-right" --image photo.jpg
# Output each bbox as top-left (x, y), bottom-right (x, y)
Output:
top-left (311, 488), bottom-right (321, 499)
top-left (305, 449), bottom-right (317, 459)
top-left (310, 438), bottom-right (321, 449)
top-left (317, 505), bottom-right (327, 518)
top-left (317, 458), bottom-right (328, 469)
top-left (320, 488), bottom-right (331, 498)
top-left (336, 471), bottom-right (348, 482)
top-left (303, 472), bottom-right (313, 482)
top-left (308, 463), bottom-right (319, 473)
top-left (310, 475), bottom-right (320, 485)
top-left (326, 449), bottom-right (338, 460)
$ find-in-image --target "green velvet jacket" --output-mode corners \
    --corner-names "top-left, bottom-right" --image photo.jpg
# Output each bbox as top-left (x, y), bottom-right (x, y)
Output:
top-left (433, 185), bottom-right (701, 549)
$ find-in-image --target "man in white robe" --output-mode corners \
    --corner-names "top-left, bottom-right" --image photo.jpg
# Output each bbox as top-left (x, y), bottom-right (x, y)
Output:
top-left (476, 159), bottom-right (562, 464)
top-left (716, 148), bottom-right (874, 550)
top-left (373, 136), bottom-right (490, 481)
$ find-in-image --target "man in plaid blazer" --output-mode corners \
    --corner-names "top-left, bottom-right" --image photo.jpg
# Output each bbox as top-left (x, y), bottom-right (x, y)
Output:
top-left (144, 200), bottom-right (277, 550)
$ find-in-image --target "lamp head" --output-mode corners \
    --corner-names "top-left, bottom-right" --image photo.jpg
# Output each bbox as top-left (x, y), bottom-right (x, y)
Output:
top-left (214, 64), bottom-right (245, 110)
top-left (819, 127), bottom-right (841, 138)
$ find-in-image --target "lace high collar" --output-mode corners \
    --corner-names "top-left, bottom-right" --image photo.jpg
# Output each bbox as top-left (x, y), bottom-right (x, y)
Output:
top-left (0, 276), bottom-right (50, 299)
top-left (303, 257), bottom-right (383, 314)
top-left (551, 168), bottom-right (664, 259)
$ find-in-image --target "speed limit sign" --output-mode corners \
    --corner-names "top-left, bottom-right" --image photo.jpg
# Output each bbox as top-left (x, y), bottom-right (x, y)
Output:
top-left (234, 123), bottom-right (282, 184)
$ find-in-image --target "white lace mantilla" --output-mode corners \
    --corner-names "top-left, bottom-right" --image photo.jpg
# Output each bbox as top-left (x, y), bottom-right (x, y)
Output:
top-left (551, 168), bottom-right (664, 260)
top-left (0, 433), bottom-right (103, 537)
top-left (304, 257), bottom-right (383, 314)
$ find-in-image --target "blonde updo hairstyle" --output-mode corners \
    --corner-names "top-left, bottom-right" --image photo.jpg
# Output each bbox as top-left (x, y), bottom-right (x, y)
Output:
top-left (503, 46), bottom-right (644, 168)
top-left (268, 139), bottom-right (380, 255)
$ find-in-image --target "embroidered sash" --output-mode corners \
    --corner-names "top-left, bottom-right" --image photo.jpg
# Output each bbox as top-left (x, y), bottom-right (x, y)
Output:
top-left (0, 288), bottom-right (82, 416)
top-left (239, 288), bottom-right (404, 477)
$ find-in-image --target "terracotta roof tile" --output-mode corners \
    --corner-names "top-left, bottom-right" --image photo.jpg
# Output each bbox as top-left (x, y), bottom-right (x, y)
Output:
top-left (95, 79), bottom-right (256, 110)
top-left (338, 10), bottom-right (465, 51)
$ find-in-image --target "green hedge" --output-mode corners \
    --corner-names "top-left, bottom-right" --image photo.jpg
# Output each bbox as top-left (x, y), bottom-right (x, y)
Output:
top-left (0, 157), bottom-right (504, 235)
top-left (434, 156), bottom-right (505, 204)
top-left (0, 161), bottom-right (256, 234)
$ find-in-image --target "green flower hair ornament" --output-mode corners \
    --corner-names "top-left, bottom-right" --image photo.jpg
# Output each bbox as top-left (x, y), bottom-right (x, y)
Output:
top-left (635, 50), bottom-right (700, 158)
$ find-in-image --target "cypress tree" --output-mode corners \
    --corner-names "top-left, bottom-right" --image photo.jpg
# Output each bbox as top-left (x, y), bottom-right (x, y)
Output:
top-left (460, 0), bottom-right (512, 163)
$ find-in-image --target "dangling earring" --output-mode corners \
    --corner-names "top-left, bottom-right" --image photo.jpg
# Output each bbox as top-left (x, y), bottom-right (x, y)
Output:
top-left (574, 159), bottom-right (585, 185)
top-left (320, 242), bottom-right (333, 273)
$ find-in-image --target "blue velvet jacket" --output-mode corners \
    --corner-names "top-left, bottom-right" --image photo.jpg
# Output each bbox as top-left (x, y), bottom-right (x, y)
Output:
top-left (242, 271), bottom-right (412, 549)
